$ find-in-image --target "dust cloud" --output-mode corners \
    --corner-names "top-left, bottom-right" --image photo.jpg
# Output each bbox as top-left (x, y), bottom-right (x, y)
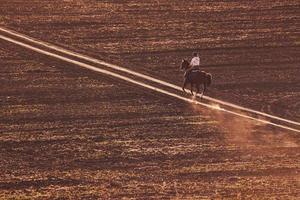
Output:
top-left (190, 100), bottom-right (299, 148)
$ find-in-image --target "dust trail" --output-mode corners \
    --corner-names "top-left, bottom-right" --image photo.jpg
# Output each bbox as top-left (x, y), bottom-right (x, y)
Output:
top-left (190, 102), bottom-right (299, 148)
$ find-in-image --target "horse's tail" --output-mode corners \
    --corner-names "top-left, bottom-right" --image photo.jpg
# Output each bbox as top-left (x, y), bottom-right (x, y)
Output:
top-left (206, 73), bottom-right (212, 87)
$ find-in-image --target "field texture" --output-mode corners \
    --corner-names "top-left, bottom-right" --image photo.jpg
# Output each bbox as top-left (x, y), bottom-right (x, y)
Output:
top-left (0, 0), bottom-right (300, 199)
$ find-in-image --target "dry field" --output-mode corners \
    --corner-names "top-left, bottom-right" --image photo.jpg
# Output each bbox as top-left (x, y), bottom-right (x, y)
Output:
top-left (0, 0), bottom-right (300, 199)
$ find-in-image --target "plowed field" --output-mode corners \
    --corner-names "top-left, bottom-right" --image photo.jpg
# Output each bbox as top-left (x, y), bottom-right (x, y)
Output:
top-left (0, 1), bottom-right (299, 199)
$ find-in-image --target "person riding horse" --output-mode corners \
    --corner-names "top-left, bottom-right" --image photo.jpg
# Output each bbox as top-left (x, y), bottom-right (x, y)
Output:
top-left (184, 52), bottom-right (201, 77)
top-left (181, 53), bottom-right (212, 97)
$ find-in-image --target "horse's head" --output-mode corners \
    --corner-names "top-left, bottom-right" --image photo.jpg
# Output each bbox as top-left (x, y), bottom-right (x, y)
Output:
top-left (180, 59), bottom-right (190, 71)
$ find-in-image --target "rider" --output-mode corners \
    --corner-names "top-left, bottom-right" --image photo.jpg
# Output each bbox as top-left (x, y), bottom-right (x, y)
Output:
top-left (190, 52), bottom-right (200, 70)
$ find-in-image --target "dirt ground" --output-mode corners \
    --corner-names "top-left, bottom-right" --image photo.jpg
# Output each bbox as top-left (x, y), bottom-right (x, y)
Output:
top-left (0, 0), bottom-right (300, 199)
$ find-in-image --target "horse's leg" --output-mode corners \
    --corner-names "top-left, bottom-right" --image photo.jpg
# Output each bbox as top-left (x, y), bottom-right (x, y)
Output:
top-left (196, 84), bottom-right (200, 96)
top-left (182, 79), bottom-right (187, 93)
top-left (190, 83), bottom-right (194, 95)
top-left (201, 83), bottom-right (207, 98)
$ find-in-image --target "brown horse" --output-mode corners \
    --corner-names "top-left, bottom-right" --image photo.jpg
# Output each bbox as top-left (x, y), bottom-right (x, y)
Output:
top-left (180, 59), bottom-right (212, 97)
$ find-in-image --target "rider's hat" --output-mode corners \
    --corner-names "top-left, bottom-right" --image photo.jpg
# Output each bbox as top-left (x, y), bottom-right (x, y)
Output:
top-left (193, 52), bottom-right (198, 57)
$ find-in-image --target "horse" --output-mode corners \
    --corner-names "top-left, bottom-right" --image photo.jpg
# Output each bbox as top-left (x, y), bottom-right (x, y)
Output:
top-left (180, 59), bottom-right (212, 97)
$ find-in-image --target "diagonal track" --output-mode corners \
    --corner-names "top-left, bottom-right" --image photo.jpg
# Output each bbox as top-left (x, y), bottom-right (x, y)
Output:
top-left (1, 27), bottom-right (299, 127)
top-left (0, 27), bottom-right (299, 133)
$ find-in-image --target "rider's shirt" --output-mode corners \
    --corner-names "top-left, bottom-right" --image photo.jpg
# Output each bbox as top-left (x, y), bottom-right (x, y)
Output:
top-left (190, 56), bottom-right (200, 67)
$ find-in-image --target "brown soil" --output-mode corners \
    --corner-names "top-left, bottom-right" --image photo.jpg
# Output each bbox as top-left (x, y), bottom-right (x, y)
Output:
top-left (0, 1), bottom-right (299, 199)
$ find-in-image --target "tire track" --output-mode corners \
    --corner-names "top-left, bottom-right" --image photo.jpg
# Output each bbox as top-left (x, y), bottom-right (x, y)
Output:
top-left (0, 27), bottom-right (299, 133)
